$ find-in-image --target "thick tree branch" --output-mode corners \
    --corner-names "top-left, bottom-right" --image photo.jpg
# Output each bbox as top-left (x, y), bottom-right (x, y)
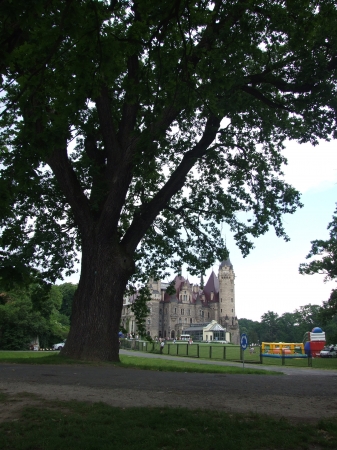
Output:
top-left (46, 146), bottom-right (93, 236)
top-left (117, 53), bottom-right (140, 147)
top-left (95, 85), bottom-right (121, 169)
top-left (248, 72), bottom-right (316, 94)
top-left (122, 114), bottom-right (221, 253)
top-left (149, 104), bottom-right (180, 141)
top-left (146, 0), bottom-right (248, 143)
top-left (241, 85), bottom-right (291, 110)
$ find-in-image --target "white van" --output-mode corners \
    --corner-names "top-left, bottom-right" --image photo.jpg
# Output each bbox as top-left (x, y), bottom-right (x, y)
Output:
top-left (180, 334), bottom-right (190, 341)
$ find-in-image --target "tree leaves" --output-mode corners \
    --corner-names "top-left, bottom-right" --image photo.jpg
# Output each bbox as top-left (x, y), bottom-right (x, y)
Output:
top-left (1, 0), bottom-right (337, 282)
top-left (300, 205), bottom-right (337, 282)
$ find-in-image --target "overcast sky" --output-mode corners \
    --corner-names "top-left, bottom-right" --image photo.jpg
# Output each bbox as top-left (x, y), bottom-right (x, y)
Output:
top-left (64, 139), bottom-right (337, 323)
top-left (190, 139), bottom-right (337, 322)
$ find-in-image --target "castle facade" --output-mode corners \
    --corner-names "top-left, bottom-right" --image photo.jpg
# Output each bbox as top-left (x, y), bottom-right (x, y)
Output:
top-left (121, 259), bottom-right (240, 344)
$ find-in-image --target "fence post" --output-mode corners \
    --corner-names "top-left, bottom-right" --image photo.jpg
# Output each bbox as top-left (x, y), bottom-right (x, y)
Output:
top-left (187, 344), bottom-right (189, 356)
top-left (168, 343), bottom-right (170, 355)
top-left (197, 344), bottom-right (199, 358)
top-left (282, 351), bottom-right (285, 366)
top-left (240, 347), bottom-right (243, 361)
top-left (209, 346), bottom-right (212, 359)
top-left (177, 344), bottom-right (179, 356)
top-left (223, 346), bottom-right (226, 360)
top-left (308, 356), bottom-right (312, 367)
top-left (260, 347), bottom-right (263, 364)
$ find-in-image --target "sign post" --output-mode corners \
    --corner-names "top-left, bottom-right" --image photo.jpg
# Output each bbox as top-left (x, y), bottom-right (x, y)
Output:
top-left (240, 333), bottom-right (248, 370)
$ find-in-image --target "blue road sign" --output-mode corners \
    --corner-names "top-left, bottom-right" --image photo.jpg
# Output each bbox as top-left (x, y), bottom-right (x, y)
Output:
top-left (240, 333), bottom-right (248, 350)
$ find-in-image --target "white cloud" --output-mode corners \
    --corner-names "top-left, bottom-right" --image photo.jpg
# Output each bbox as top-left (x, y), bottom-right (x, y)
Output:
top-left (282, 140), bottom-right (337, 193)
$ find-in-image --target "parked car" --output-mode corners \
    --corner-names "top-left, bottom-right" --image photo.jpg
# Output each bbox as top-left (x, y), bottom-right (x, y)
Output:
top-left (320, 346), bottom-right (337, 358)
top-left (52, 342), bottom-right (65, 351)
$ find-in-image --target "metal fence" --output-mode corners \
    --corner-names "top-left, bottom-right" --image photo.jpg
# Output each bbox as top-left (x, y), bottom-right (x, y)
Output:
top-left (120, 339), bottom-right (260, 362)
top-left (120, 339), bottom-right (337, 369)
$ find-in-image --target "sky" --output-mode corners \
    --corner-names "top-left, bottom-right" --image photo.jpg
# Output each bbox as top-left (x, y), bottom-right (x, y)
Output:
top-left (186, 139), bottom-right (337, 322)
top-left (64, 139), bottom-right (337, 323)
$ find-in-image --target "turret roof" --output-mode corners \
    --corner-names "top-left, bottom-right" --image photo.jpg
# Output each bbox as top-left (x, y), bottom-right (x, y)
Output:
top-left (219, 258), bottom-right (233, 269)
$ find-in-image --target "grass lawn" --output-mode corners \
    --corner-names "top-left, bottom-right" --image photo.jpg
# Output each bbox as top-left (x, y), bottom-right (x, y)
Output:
top-left (261, 355), bottom-right (337, 370)
top-left (0, 394), bottom-right (336, 450)
top-left (0, 351), bottom-right (279, 375)
top-left (119, 355), bottom-right (280, 374)
top-left (123, 340), bottom-right (337, 370)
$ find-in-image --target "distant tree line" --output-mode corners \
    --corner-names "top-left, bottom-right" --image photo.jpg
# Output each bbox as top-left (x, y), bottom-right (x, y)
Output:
top-left (2, 269), bottom-right (337, 349)
top-left (0, 275), bottom-right (76, 350)
top-left (239, 303), bottom-right (337, 345)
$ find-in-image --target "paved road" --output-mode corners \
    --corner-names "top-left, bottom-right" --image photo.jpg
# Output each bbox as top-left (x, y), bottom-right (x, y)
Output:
top-left (0, 349), bottom-right (336, 394)
top-left (0, 351), bottom-right (336, 421)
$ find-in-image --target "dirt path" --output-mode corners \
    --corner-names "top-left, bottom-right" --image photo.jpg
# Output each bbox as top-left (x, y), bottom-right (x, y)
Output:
top-left (0, 355), bottom-right (336, 423)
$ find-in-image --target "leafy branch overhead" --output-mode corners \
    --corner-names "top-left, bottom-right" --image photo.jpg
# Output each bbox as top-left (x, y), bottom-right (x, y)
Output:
top-left (300, 206), bottom-right (337, 325)
top-left (2, 0), bottom-right (336, 281)
top-left (300, 205), bottom-right (337, 282)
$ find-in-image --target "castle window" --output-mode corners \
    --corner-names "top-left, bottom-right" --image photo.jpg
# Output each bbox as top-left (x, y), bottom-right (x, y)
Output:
top-left (221, 298), bottom-right (222, 303)
top-left (185, 318), bottom-right (187, 323)
top-left (174, 308), bottom-right (177, 314)
top-left (207, 312), bottom-right (210, 318)
top-left (221, 309), bottom-right (222, 313)
top-left (190, 318), bottom-right (192, 323)
top-left (187, 309), bottom-right (190, 315)
top-left (147, 319), bottom-right (151, 324)
top-left (181, 309), bottom-right (184, 315)
top-left (232, 309), bottom-right (233, 312)
top-left (231, 298), bottom-right (233, 302)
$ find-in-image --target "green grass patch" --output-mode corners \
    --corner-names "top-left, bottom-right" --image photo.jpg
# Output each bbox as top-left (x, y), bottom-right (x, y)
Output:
top-left (0, 351), bottom-right (96, 365)
top-left (0, 351), bottom-right (280, 374)
top-left (0, 398), bottom-right (336, 450)
top-left (262, 355), bottom-right (337, 370)
top-left (0, 392), bottom-right (8, 402)
top-left (119, 355), bottom-right (280, 375)
top-left (122, 341), bottom-right (261, 363)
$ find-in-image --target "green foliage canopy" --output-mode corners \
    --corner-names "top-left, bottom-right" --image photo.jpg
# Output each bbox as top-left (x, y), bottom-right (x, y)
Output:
top-left (57, 283), bottom-right (77, 319)
top-left (239, 304), bottom-right (326, 344)
top-left (300, 205), bottom-right (337, 282)
top-left (300, 206), bottom-right (337, 326)
top-left (0, 283), bottom-right (69, 350)
top-left (1, 0), bottom-right (337, 282)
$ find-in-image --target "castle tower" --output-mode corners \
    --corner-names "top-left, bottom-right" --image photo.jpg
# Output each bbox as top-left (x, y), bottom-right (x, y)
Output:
top-left (218, 259), bottom-right (240, 344)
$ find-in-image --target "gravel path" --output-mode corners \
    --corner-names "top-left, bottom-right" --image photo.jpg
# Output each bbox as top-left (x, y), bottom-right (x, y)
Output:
top-left (0, 351), bottom-right (336, 423)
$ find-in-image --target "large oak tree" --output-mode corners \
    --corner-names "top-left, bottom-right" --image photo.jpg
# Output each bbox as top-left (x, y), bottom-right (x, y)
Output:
top-left (1, 0), bottom-right (337, 361)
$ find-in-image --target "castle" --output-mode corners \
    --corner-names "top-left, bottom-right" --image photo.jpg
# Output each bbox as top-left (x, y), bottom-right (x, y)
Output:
top-left (121, 259), bottom-right (240, 344)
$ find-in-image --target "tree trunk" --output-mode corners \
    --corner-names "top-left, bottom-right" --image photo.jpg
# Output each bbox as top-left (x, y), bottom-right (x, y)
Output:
top-left (61, 235), bottom-right (134, 361)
